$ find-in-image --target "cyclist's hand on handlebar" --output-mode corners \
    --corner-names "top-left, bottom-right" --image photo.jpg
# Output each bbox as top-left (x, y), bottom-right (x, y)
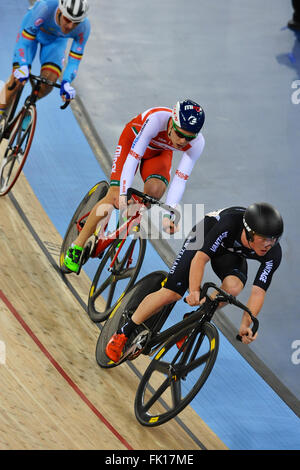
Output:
top-left (14, 65), bottom-right (29, 84)
top-left (118, 194), bottom-right (127, 212)
top-left (60, 80), bottom-right (76, 101)
top-left (185, 291), bottom-right (206, 307)
top-left (162, 215), bottom-right (179, 234)
top-left (238, 325), bottom-right (257, 344)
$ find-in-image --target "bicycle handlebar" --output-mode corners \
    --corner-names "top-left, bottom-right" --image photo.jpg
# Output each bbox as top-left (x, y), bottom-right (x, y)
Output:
top-left (184, 282), bottom-right (259, 342)
top-left (8, 74), bottom-right (70, 109)
top-left (127, 187), bottom-right (181, 225)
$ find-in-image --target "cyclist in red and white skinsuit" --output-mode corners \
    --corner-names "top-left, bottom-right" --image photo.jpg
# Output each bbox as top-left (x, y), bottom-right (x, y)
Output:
top-left (64, 99), bottom-right (205, 273)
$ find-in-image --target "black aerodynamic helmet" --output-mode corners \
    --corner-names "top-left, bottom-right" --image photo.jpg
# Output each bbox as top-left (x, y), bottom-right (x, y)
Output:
top-left (243, 202), bottom-right (284, 243)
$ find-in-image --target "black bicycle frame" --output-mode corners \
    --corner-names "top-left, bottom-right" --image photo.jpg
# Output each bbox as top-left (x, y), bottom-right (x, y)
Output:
top-left (6, 74), bottom-right (68, 123)
top-left (140, 281), bottom-right (259, 356)
top-left (142, 303), bottom-right (207, 356)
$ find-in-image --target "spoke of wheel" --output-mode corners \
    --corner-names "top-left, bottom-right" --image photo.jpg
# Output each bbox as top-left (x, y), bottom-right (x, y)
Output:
top-left (142, 377), bottom-right (171, 412)
top-left (112, 267), bottom-right (136, 281)
top-left (170, 378), bottom-right (182, 408)
top-left (1, 152), bottom-right (14, 167)
top-left (105, 280), bottom-right (117, 309)
top-left (93, 274), bottom-right (114, 300)
top-left (118, 240), bottom-right (137, 270)
top-left (151, 360), bottom-right (170, 375)
top-left (6, 154), bottom-right (17, 181)
top-left (178, 351), bottom-right (211, 376)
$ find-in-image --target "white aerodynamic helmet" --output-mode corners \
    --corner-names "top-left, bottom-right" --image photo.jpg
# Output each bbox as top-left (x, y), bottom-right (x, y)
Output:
top-left (59, 0), bottom-right (89, 22)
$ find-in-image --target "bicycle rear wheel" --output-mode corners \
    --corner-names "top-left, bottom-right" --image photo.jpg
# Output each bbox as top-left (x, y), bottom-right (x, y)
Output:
top-left (59, 181), bottom-right (109, 271)
top-left (95, 270), bottom-right (168, 368)
top-left (88, 231), bottom-right (146, 322)
top-left (134, 321), bottom-right (219, 426)
top-left (0, 106), bottom-right (37, 196)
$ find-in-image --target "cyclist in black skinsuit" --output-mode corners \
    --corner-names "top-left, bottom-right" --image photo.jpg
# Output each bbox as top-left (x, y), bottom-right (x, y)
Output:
top-left (106, 202), bottom-right (284, 363)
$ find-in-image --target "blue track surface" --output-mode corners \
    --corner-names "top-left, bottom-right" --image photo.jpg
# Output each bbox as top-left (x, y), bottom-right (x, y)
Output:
top-left (1, 1), bottom-right (299, 450)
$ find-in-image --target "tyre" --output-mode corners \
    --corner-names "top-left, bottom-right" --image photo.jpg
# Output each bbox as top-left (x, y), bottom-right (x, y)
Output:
top-left (87, 228), bottom-right (146, 322)
top-left (59, 181), bottom-right (109, 270)
top-left (95, 270), bottom-right (168, 368)
top-left (134, 321), bottom-right (219, 426)
top-left (0, 106), bottom-right (37, 196)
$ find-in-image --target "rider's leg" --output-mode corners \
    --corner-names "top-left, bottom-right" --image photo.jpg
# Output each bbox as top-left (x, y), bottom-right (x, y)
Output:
top-left (73, 185), bottom-right (120, 247)
top-left (215, 275), bottom-right (244, 309)
top-left (0, 72), bottom-right (25, 116)
top-left (140, 149), bottom-right (171, 200)
top-left (63, 126), bottom-right (133, 273)
top-left (37, 64), bottom-right (61, 99)
top-left (142, 176), bottom-right (167, 200)
top-left (131, 287), bottom-right (181, 325)
top-left (38, 38), bottom-right (66, 99)
top-left (1, 20), bottom-right (38, 115)
top-left (105, 288), bottom-right (181, 363)
top-left (220, 275), bottom-right (244, 297)
top-left (63, 186), bottom-right (118, 272)
top-left (210, 253), bottom-right (247, 308)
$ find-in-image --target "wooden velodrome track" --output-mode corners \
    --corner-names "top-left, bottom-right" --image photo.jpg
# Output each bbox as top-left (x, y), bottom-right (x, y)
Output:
top-left (0, 143), bottom-right (227, 450)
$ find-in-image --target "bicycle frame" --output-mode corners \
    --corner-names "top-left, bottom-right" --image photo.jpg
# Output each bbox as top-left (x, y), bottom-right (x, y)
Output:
top-left (75, 194), bottom-right (146, 271)
top-left (75, 188), bottom-right (180, 272)
top-left (2, 74), bottom-right (67, 143)
top-left (6, 74), bottom-right (68, 127)
top-left (134, 282), bottom-right (259, 358)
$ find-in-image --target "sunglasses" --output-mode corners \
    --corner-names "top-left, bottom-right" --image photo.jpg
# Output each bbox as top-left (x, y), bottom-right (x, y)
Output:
top-left (172, 120), bottom-right (197, 141)
top-left (255, 234), bottom-right (279, 246)
top-left (62, 14), bottom-right (82, 25)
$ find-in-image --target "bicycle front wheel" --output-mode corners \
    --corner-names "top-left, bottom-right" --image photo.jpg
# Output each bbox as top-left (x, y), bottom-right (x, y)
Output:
top-left (134, 321), bottom-right (219, 426)
top-left (0, 106), bottom-right (37, 196)
top-left (59, 181), bottom-right (109, 271)
top-left (88, 229), bottom-right (146, 323)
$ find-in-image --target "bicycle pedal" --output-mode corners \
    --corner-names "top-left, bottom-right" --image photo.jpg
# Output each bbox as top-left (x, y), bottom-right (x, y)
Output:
top-left (125, 330), bottom-right (149, 361)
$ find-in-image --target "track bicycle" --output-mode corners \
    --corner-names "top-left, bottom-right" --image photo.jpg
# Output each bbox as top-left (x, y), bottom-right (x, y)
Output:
top-left (0, 73), bottom-right (69, 196)
top-left (96, 271), bottom-right (259, 426)
top-left (59, 184), bottom-right (180, 323)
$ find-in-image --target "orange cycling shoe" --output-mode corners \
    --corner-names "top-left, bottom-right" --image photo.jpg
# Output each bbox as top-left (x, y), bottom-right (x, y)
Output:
top-left (105, 333), bottom-right (128, 363)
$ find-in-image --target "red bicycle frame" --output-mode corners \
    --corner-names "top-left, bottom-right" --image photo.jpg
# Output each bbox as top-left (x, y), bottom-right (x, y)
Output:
top-left (76, 194), bottom-right (145, 269)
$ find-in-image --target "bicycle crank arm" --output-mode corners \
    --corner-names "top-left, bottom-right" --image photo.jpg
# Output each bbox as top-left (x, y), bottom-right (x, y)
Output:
top-left (115, 330), bottom-right (150, 364)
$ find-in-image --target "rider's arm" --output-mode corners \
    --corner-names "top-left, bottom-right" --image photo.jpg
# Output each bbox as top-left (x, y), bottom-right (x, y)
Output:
top-left (239, 285), bottom-right (265, 344)
top-left (186, 251), bottom-right (210, 306)
top-left (14, 2), bottom-right (48, 66)
top-left (119, 149), bottom-right (142, 196)
top-left (165, 134), bottom-right (205, 208)
top-left (119, 116), bottom-right (161, 196)
top-left (239, 246), bottom-right (282, 344)
top-left (62, 20), bottom-right (91, 83)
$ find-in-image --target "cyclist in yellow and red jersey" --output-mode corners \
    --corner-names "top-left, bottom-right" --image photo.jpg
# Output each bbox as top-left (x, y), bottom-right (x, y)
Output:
top-left (64, 99), bottom-right (205, 273)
